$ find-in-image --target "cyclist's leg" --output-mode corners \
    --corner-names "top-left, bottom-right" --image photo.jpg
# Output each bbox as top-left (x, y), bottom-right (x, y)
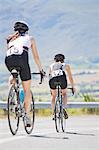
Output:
top-left (58, 74), bottom-right (68, 119)
top-left (61, 88), bottom-right (67, 106)
top-left (19, 51), bottom-right (32, 114)
top-left (49, 77), bottom-right (57, 115)
top-left (59, 73), bottom-right (67, 107)
top-left (50, 89), bottom-right (57, 115)
top-left (5, 56), bottom-right (19, 85)
top-left (22, 80), bottom-right (32, 114)
top-left (61, 88), bottom-right (68, 119)
top-left (22, 80), bottom-right (32, 127)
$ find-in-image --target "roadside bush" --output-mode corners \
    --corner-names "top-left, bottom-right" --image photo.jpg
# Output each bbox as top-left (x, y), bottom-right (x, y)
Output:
top-left (82, 94), bottom-right (99, 115)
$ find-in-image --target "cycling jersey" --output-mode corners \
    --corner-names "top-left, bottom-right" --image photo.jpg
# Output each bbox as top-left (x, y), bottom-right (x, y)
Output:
top-left (6, 34), bottom-right (32, 57)
top-left (49, 62), bottom-right (66, 78)
top-left (49, 62), bottom-right (67, 89)
top-left (5, 34), bottom-right (32, 81)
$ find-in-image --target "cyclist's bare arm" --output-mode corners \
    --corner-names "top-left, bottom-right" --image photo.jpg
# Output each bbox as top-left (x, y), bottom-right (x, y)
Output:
top-left (65, 64), bottom-right (74, 88)
top-left (7, 31), bottom-right (19, 44)
top-left (6, 31), bottom-right (19, 49)
top-left (31, 38), bottom-right (42, 72)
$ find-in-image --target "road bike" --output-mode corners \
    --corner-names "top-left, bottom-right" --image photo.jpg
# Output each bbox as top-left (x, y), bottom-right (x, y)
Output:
top-left (7, 68), bottom-right (44, 135)
top-left (54, 81), bottom-right (74, 132)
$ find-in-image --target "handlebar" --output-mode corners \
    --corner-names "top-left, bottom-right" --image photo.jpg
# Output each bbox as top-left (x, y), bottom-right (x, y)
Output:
top-left (31, 72), bottom-right (45, 84)
top-left (67, 87), bottom-right (75, 95)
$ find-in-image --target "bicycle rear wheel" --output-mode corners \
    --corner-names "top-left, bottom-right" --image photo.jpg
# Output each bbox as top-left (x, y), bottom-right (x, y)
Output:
top-left (61, 108), bottom-right (66, 132)
top-left (54, 98), bottom-right (61, 132)
top-left (24, 92), bottom-right (35, 134)
top-left (59, 95), bottom-right (66, 132)
top-left (8, 85), bottom-right (19, 135)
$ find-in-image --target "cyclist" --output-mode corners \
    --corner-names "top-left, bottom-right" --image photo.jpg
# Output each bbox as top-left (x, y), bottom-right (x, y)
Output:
top-left (5, 21), bottom-right (45, 127)
top-left (49, 54), bottom-right (75, 119)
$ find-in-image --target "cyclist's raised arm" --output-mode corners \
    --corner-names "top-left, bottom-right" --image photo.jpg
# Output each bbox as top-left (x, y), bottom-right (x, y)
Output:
top-left (31, 37), bottom-right (43, 72)
top-left (65, 64), bottom-right (74, 88)
top-left (6, 31), bottom-right (19, 45)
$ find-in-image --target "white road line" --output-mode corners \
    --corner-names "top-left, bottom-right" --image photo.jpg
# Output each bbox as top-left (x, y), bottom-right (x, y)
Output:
top-left (67, 127), bottom-right (99, 130)
top-left (0, 130), bottom-right (55, 144)
top-left (0, 132), bottom-right (10, 135)
top-left (0, 136), bottom-right (26, 144)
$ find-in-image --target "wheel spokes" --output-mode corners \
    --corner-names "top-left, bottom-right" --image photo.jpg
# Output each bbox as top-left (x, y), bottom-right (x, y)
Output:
top-left (8, 86), bottom-right (19, 135)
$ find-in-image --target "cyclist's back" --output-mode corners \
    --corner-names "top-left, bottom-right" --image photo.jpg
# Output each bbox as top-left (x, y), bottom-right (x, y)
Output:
top-left (49, 61), bottom-right (66, 79)
top-left (7, 34), bottom-right (32, 57)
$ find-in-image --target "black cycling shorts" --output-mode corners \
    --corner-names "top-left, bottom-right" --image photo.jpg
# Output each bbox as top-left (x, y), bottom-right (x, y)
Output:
top-left (5, 51), bottom-right (31, 81)
top-left (49, 72), bottom-right (67, 89)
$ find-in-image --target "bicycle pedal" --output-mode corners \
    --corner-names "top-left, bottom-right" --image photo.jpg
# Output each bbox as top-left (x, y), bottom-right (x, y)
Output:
top-left (63, 109), bottom-right (68, 119)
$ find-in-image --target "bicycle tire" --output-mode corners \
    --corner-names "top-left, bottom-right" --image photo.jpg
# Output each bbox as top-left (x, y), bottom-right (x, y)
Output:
top-left (59, 95), bottom-right (66, 132)
top-left (54, 98), bottom-right (61, 132)
top-left (61, 108), bottom-right (66, 132)
top-left (8, 85), bottom-right (19, 135)
top-left (61, 112), bottom-right (66, 132)
top-left (24, 91), bottom-right (35, 134)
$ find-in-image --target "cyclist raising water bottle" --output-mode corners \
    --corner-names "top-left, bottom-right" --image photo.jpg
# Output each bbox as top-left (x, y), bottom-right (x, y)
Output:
top-left (49, 54), bottom-right (75, 120)
top-left (5, 21), bottom-right (45, 127)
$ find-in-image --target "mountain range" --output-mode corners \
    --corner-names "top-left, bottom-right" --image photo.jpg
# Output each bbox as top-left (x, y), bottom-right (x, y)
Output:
top-left (0, 0), bottom-right (99, 77)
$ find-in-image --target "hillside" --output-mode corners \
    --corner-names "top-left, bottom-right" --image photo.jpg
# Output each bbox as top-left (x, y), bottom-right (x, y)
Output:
top-left (0, 0), bottom-right (99, 100)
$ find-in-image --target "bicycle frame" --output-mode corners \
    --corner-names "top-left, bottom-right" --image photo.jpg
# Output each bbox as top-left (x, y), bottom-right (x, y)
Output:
top-left (7, 69), bottom-right (44, 135)
top-left (54, 84), bottom-right (74, 132)
top-left (56, 82), bottom-right (63, 108)
top-left (56, 84), bottom-right (63, 113)
top-left (15, 73), bottom-right (20, 104)
top-left (7, 69), bottom-right (34, 135)
top-left (54, 82), bottom-right (65, 132)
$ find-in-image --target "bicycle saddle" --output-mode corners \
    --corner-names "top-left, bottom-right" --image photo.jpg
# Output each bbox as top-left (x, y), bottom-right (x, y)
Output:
top-left (11, 69), bottom-right (18, 78)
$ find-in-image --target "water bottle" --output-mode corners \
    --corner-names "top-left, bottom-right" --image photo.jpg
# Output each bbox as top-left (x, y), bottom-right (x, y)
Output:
top-left (19, 89), bottom-right (24, 104)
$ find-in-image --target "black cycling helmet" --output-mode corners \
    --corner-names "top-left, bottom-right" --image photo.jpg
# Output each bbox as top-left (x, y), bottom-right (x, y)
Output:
top-left (14, 21), bottom-right (29, 34)
top-left (54, 54), bottom-right (65, 63)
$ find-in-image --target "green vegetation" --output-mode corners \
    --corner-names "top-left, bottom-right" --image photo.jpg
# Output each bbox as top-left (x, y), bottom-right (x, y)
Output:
top-left (35, 109), bottom-right (52, 117)
top-left (81, 93), bottom-right (99, 115)
top-left (0, 91), bottom-right (99, 118)
top-left (0, 106), bottom-right (99, 119)
top-left (0, 109), bottom-right (7, 118)
top-left (34, 92), bottom-right (99, 116)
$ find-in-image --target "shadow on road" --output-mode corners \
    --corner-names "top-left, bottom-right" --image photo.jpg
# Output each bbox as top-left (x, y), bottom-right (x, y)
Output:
top-left (29, 134), bottom-right (69, 140)
top-left (66, 131), bottom-right (95, 136)
top-left (29, 131), bottom-right (95, 140)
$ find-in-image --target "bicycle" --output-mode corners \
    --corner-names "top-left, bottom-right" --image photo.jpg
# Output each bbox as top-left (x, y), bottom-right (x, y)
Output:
top-left (54, 81), bottom-right (74, 132)
top-left (7, 68), bottom-right (44, 135)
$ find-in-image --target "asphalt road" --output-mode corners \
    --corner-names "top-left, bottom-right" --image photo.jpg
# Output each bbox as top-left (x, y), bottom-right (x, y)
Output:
top-left (0, 115), bottom-right (99, 150)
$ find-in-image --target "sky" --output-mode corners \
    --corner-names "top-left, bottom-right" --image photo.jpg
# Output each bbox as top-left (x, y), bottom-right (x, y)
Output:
top-left (0, 0), bottom-right (99, 70)
top-left (0, 0), bottom-right (99, 99)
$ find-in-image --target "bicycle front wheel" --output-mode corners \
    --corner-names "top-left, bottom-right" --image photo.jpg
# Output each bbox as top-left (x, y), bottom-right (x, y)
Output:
top-left (24, 91), bottom-right (35, 134)
top-left (54, 98), bottom-right (61, 132)
top-left (8, 85), bottom-right (19, 135)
